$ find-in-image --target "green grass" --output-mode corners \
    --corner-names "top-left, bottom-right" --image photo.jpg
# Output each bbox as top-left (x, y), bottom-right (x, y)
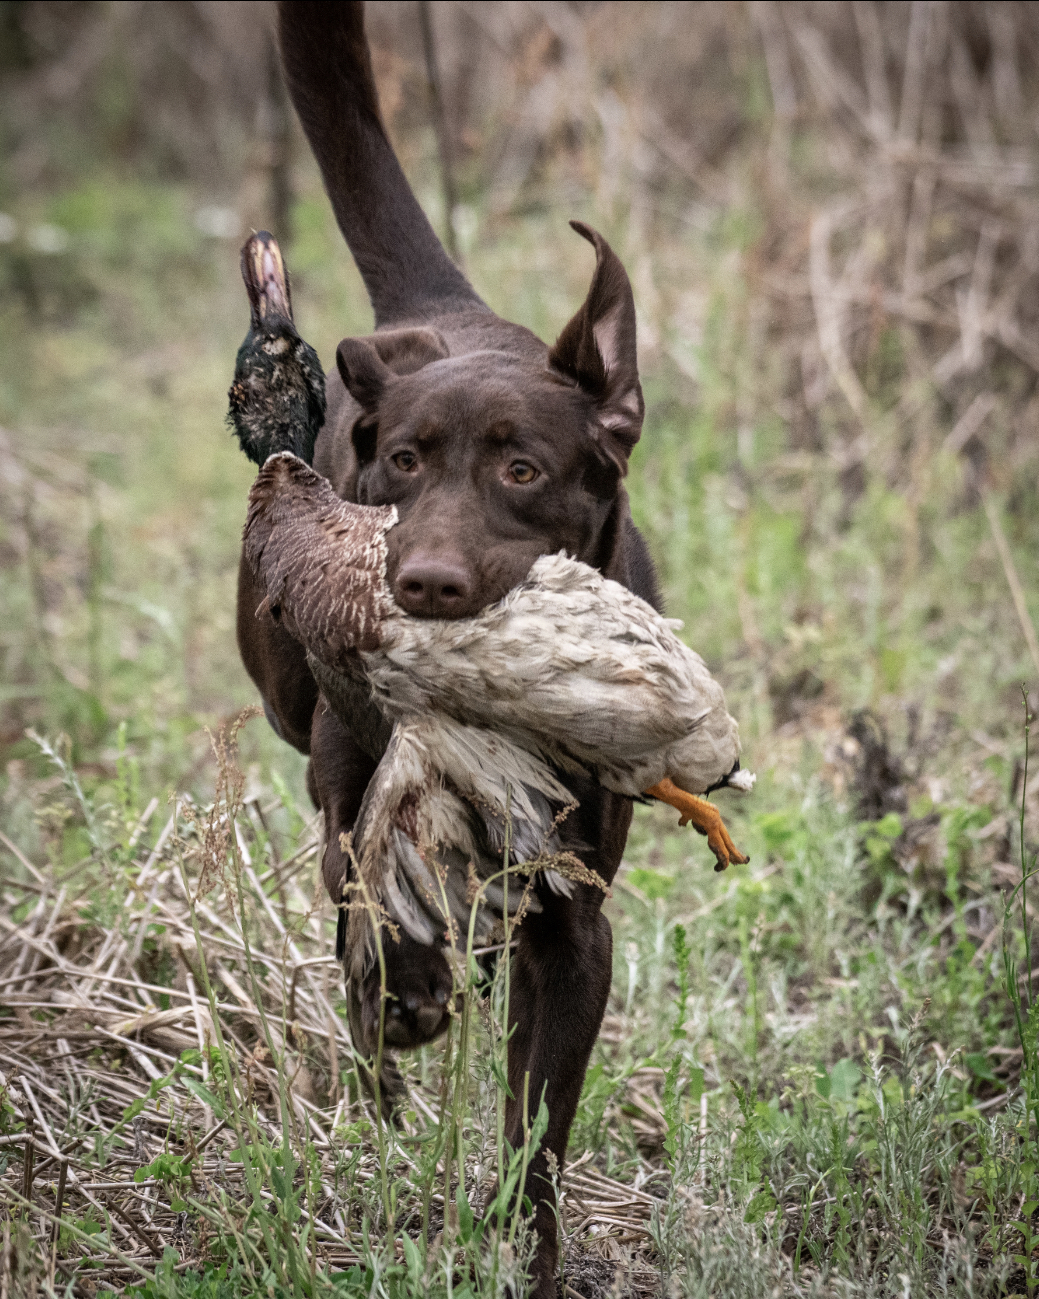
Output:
top-left (2, 137), bottom-right (1039, 1294)
top-left (2, 706), bottom-right (1036, 1297)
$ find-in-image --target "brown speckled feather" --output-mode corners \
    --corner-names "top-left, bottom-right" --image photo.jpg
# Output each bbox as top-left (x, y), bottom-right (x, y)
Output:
top-left (243, 453), bottom-right (397, 662)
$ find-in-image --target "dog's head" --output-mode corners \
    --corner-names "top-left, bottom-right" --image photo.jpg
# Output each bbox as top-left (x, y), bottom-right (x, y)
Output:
top-left (333, 224), bottom-right (644, 618)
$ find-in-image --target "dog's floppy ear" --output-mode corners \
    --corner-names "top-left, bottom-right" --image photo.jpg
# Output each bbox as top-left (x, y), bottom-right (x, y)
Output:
top-left (337, 338), bottom-right (391, 412)
top-left (368, 326), bottom-right (449, 375)
top-left (548, 222), bottom-right (644, 469)
top-left (336, 327), bottom-right (449, 411)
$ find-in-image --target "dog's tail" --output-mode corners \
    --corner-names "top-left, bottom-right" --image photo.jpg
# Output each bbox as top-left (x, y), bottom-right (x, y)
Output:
top-left (278, 1), bottom-right (484, 327)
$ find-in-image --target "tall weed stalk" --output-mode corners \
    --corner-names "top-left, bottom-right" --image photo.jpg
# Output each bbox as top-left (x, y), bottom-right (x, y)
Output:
top-left (1002, 688), bottom-right (1039, 1296)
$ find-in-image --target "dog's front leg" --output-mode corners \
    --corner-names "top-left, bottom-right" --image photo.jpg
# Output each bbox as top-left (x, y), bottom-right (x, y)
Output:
top-left (310, 702), bottom-right (378, 903)
top-left (237, 550), bottom-right (318, 754)
top-left (504, 788), bottom-right (631, 1297)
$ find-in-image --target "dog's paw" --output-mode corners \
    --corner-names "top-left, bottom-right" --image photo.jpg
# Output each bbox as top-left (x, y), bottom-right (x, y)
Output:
top-left (361, 933), bottom-right (452, 1049)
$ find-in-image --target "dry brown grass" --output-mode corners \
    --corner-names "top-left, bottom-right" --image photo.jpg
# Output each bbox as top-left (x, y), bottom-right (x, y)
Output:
top-left (0, 718), bottom-right (675, 1296)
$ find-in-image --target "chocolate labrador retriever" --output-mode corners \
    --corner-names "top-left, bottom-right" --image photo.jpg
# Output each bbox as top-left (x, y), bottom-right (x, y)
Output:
top-left (237, 4), bottom-right (661, 1291)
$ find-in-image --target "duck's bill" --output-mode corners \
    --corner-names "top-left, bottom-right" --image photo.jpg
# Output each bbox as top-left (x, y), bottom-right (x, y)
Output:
top-left (240, 230), bottom-right (292, 326)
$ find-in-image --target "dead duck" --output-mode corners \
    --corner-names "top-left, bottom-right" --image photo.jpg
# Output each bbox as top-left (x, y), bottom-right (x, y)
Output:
top-left (243, 453), bottom-right (753, 976)
top-left (226, 232), bottom-right (326, 467)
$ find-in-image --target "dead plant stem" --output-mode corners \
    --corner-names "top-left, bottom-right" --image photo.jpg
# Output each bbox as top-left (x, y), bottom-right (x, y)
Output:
top-left (983, 492), bottom-right (1039, 682)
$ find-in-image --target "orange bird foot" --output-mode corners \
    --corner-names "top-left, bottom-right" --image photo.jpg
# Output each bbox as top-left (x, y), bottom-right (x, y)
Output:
top-left (643, 777), bottom-right (750, 871)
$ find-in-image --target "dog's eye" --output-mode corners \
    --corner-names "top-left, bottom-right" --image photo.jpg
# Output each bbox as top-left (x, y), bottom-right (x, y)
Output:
top-left (392, 451), bottom-right (418, 473)
top-left (508, 461), bottom-right (538, 485)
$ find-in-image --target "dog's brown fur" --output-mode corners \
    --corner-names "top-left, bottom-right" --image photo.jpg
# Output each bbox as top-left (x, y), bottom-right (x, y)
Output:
top-left (237, 5), bottom-right (661, 1291)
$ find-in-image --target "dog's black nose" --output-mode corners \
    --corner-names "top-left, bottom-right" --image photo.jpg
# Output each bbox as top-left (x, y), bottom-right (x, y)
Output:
top-left (394, 553), bottom-right (472, 617)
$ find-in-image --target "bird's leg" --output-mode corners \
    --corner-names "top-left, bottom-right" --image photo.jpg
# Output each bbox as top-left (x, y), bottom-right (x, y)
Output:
top-left (643, 777), bottom-right (749, 871)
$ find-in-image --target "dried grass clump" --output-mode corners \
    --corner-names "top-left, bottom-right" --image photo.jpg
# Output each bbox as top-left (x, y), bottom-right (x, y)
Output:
top-left (750, 3), bottom-right (1039, 495)
top-left (370, 4), bottom-right (1039, 551)
top-left (0, 717), bottom-right (666, 1294)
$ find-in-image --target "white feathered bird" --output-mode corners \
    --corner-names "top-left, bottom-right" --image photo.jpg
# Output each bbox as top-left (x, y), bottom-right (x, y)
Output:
top-left (244, 453), bottom-right (753, 982)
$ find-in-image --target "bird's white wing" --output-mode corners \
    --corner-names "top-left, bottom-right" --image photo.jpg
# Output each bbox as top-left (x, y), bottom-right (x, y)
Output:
top-left (372, 552), bottom-right (741, 793)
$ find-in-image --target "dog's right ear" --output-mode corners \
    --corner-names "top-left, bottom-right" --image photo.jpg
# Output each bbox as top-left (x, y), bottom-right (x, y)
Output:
top-left (336, 326), bottom-right (449, 412)
top-left (338, 327), bottom-right (449, 469)
top-left (336, 338), bottom-right (392, 413)
top-left (369, 326), bottom-right (449, 375)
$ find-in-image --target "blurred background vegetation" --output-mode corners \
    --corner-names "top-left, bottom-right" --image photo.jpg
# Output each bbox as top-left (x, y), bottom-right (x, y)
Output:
top-left (3, 0), bottom-right (1039, 1010)
top-left (6, 0), bottom-right (1039, 1055)
top-left (2, 0), bottom-right (1038, 802)
top-left (4, 3), bottom-right (1039, 1289)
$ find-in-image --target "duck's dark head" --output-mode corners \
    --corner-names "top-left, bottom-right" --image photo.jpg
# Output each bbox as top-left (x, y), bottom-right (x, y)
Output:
top-left (227, 232), bottom-right (327, 467)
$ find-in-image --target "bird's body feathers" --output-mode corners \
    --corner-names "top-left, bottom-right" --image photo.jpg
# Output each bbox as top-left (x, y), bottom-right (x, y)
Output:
top-left (227, 233), bottom-right (327, 467)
